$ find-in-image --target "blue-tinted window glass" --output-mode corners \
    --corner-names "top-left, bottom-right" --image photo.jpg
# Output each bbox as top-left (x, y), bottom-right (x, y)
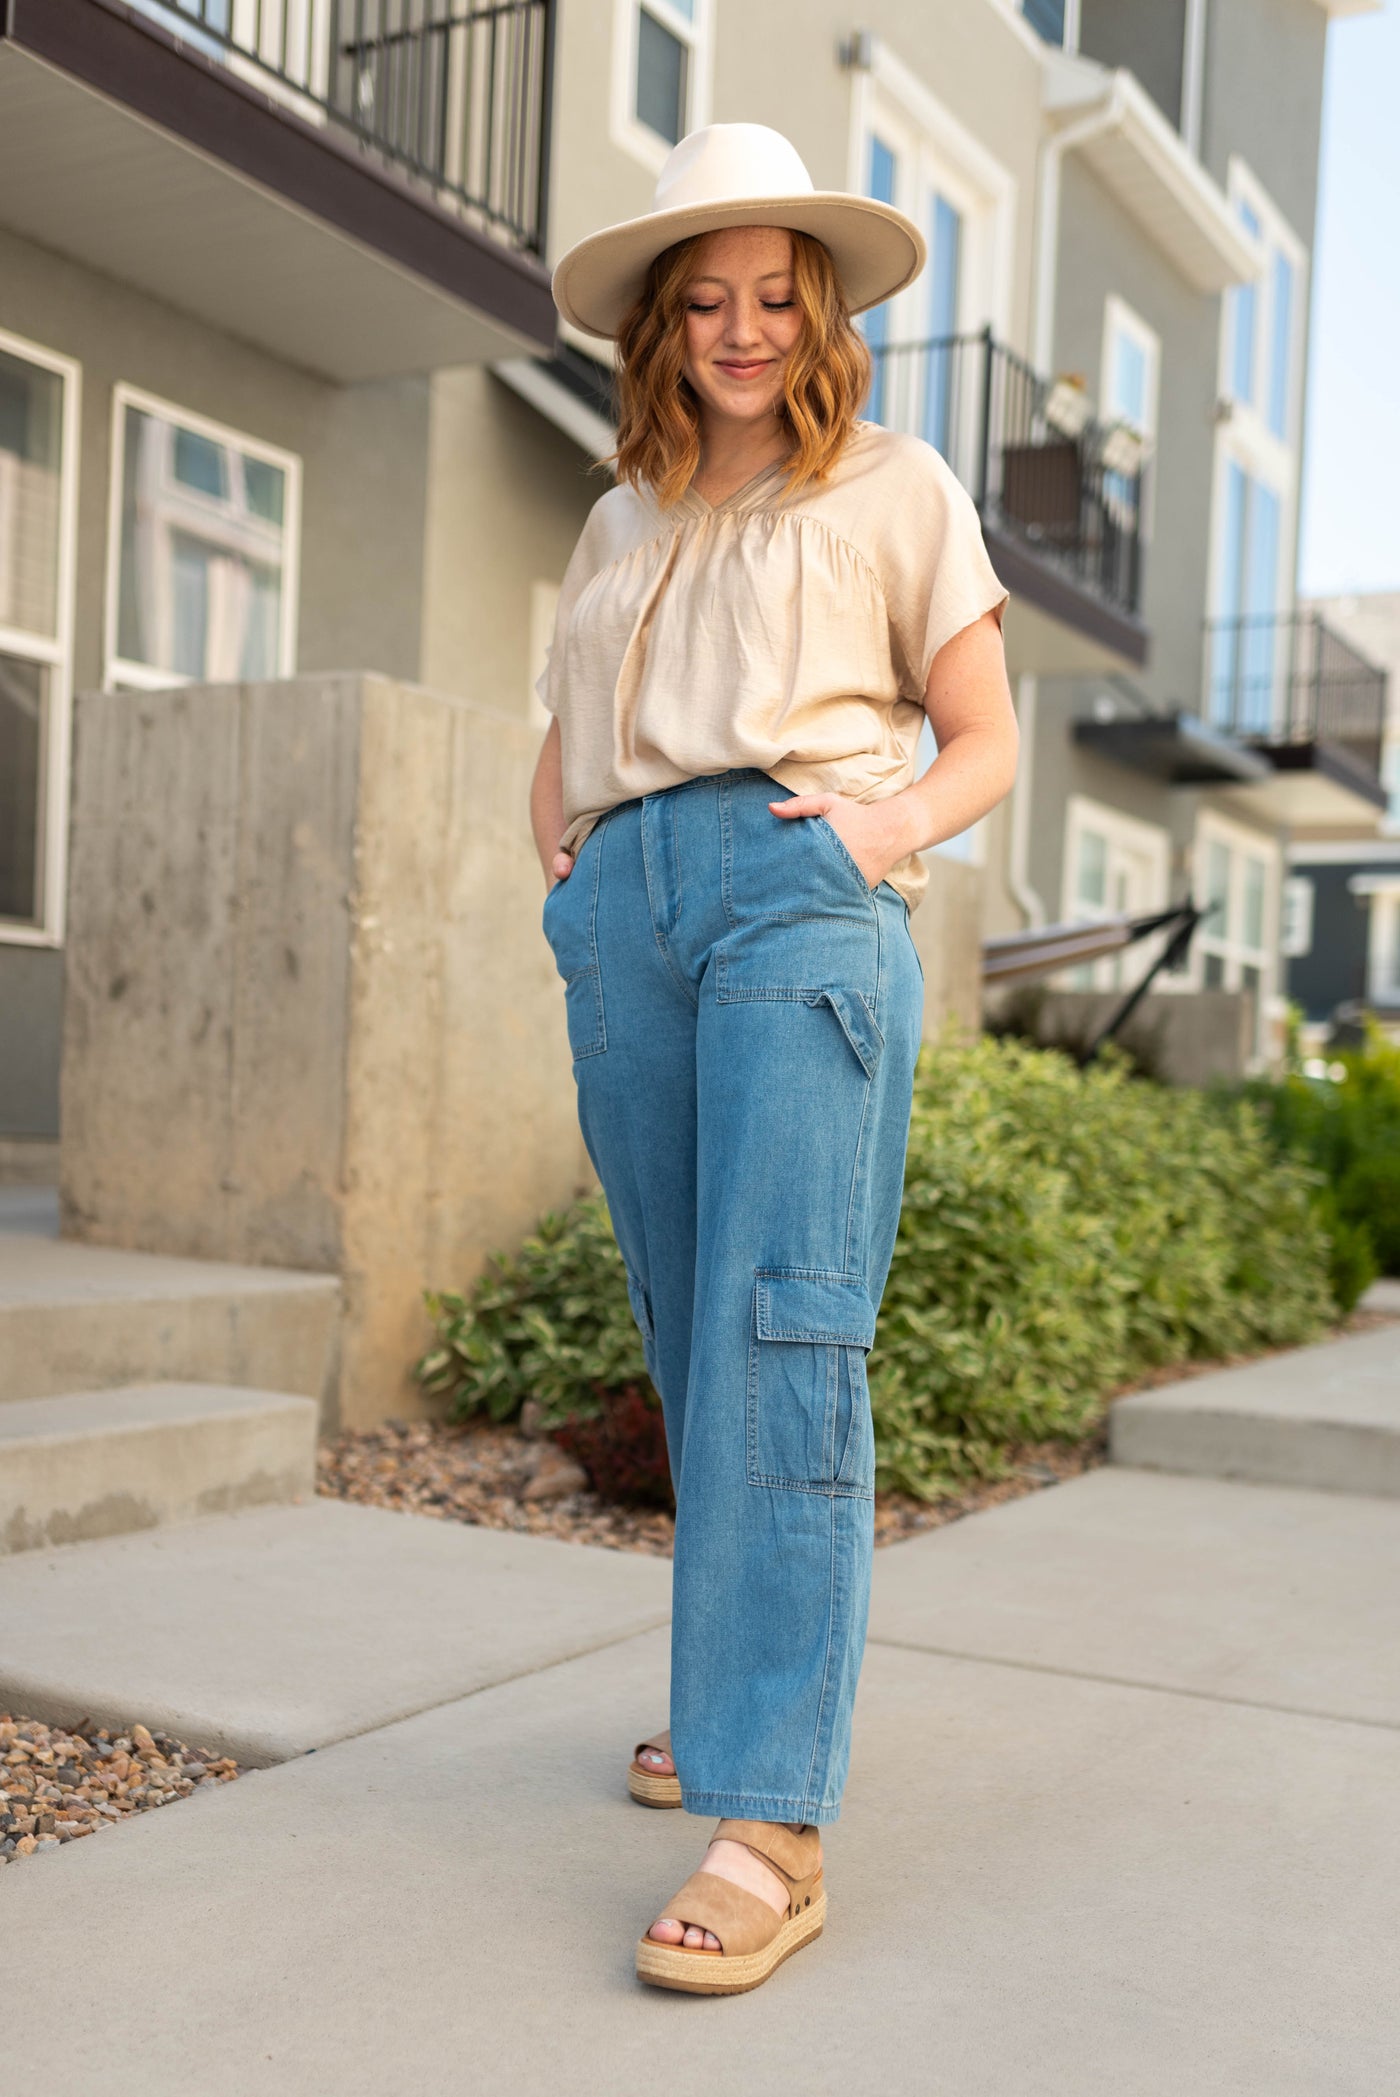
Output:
top-left (1113, 333), bottom-right (1148, 426)
top-left (1209, 461), bottom-right (1248, 726)
top-left (1022, 0), bottom-right (1066, 44)
top-left (1230, 201), bottom-right (1262, 403)
top-left (864, 137), bottom-right (898, 426)
top-left (921, 194), bottom-right (961, 456)
top-left (1267, 251), bottom-right (1294, 438)
top-left (1239, 480), bottom-right (1280, 732)
top-left (636, 9), bottom-right (686, 145)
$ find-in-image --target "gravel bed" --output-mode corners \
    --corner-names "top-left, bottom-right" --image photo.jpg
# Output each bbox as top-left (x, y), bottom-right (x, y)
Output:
top-left (1, 1715), bottom-right (240, 1867)
top-left (318, 1307), bottom-right (1395, 1556)
top-left (316, 1415), bottom-right (1108, 1555)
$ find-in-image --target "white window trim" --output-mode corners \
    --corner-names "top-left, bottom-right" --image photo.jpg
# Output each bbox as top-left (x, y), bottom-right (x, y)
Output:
top-left (1100, 293), bottom-right (1161, 541)
top-left (1191, 807), bottom-right (1281, 1003)
top-left (1204, 167), bottom-right (1308, 720)
top-left (0, 325), bottom-right (81, 952)
top-left (1217, 157), bottom-right (1308, 466)
top-left (1060, 794), bottom-right (1171, 989)
top-left (609, 0), bottom-right (713, 178)
top-left (1280, 872), bottom-right (1315, 960)
top-left (848, 41), bottom-right (1017, 347)
top-left (104, 381), bottom-right (301, 694)
top-left (1355, 881), bottom-right (1400, 1003)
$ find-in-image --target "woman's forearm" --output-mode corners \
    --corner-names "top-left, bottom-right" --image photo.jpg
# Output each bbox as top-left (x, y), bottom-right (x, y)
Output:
top-left (530, 717), bottom-right (569, 886)
top-left (878, 716), bottom-right (1020, 861)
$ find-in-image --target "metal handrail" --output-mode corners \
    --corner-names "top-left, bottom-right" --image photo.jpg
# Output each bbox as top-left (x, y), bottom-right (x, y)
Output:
top-left (1202, 611), bottom-right (1386, 777)
top-left (866, 325), bottom-right (1146, 621)
top-left (130, 0), bottom-right (554, 252)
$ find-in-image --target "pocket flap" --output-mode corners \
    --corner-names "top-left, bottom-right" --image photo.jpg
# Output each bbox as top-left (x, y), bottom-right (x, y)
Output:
top-left (753, 1269), bottom-right (877, 1348)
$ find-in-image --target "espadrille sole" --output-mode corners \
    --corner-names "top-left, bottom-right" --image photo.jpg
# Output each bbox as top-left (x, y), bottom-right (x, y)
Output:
top-left (635, 1888), bottom-right (826, 1996)
top-left (627, 1764), bottom-right (684, 1809)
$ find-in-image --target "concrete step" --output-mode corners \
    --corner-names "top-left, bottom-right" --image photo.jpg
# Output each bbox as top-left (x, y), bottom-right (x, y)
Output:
top-left (0, 1232), bottom-right (339, 1408)
top-left (0, 1382), bottom-right (319, 1555)
top-left (1110, 1323), bottom-right (1400, 1496)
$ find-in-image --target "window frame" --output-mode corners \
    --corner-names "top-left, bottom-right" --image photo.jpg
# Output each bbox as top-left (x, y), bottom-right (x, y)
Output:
top-left (610, 0), bottom-right (713, 176)
top-left (1059, 793), bottom-right (1171, 991)
top-left (103, 381), bottom-right (301, 695)
top-left (0, 325), bottom-right (82, 951)
top-left (1191, 808), bottom-right (1281, 1053)
top-left (1099, 293), bottom-right (1161, 542)
top-left (849, 39), bottom-right (1016, 461)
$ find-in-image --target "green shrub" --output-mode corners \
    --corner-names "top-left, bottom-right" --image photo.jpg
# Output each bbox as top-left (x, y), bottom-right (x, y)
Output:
top-left (415, 1035), bottom-right (1336, 1501)
top-left (1233, 1021), bottom-right (1400, 1276)
top-left (416, 1193), bottom-right (651, 1424)
top-left (869, 1036), bottom-right (1332, 1496)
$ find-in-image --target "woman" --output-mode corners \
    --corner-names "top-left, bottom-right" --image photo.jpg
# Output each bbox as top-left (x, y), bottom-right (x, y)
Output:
top-left (529, 123), bottom-right (1018, 1995)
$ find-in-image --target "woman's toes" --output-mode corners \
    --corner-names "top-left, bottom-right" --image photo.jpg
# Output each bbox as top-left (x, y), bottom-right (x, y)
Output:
top-left (703, 1930), bottom-right (721, 1950)
top-left (682, 1925), bottom-right (706, 1948)
top-left (648, 1918), bottom-right (685, 1945)
top-left (640, 1750), bottom-right (674, 1775)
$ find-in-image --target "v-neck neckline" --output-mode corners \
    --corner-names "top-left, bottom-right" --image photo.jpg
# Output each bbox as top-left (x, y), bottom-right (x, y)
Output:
top-left (679, 450), bottom-right (793, 520)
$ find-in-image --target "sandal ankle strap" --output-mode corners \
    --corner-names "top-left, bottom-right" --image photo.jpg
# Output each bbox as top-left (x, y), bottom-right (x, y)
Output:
top-left (713, 1818), bottom-right (819, 1886)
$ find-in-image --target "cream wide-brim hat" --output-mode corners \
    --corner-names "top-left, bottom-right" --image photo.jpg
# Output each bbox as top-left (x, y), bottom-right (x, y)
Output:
top-left (551, 122), bottom-right (927, 340)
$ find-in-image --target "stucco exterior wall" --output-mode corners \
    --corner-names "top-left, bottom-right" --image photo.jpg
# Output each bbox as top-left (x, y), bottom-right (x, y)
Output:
top-left (420, 367), bottom-right (600, 717)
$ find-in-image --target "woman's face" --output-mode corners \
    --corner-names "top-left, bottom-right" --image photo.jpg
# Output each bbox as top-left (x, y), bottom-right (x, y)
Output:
top-left (681, 226), bottom-right (803, 429)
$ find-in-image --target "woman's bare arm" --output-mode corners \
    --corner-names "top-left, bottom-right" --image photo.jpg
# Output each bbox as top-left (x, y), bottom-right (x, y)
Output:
top-left (769, 608), bottom-right (1019, 885)
top-left (530, 717), bottom-right (576, 890)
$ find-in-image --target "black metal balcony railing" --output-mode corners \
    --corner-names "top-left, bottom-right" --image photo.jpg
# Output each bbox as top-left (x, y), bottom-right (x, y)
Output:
top-left (137, 0), bottom-right (555, 252)
top-left (866, 327), bottom-right (1145, 622)
top-left (1204, 612), bottom-right (1387, 779)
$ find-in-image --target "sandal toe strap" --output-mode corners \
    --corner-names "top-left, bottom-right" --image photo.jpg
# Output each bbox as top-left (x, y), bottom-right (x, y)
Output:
top-left (656, 1870), bottom-right (785, 1958)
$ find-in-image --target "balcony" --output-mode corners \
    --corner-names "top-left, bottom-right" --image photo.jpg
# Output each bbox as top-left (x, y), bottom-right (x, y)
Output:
top-left (867, 327), bottom-right (1149, 670)
top-left (0, 0), bottom-right (558, 380)
top-left (1203, 612), bottom-right (1389, 824)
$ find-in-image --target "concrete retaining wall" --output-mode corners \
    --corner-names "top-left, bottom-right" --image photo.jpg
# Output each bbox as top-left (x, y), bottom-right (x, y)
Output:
top-left (59, 674), bottom-right (593, 1430)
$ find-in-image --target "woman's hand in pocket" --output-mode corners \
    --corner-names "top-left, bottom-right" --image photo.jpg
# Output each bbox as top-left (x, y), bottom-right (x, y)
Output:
top-left (544, 847), bottom-right (575, 894)
top-left (769, 792), bottom-right (906, 891)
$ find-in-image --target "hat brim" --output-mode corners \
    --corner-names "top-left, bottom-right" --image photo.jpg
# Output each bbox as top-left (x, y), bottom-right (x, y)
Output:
top-left (550, 194), bottom-right (927, 340)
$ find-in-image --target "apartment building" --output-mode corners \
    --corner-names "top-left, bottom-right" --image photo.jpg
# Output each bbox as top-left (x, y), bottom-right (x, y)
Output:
top-left (1286, 588), bottom-right (1400, 1038)
top-left (1, 0), bottom-right (1387, 1164)
top-left (985, 0), bottom-right (1387, 1064)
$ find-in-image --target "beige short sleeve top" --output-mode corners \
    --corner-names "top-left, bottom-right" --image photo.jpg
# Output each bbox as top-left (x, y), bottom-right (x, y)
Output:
top-left (537, 419), bottom-right (1010, 913)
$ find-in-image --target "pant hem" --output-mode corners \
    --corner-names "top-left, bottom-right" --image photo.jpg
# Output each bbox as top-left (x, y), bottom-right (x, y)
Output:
top-left (679, 1788), bottom-right (841, 1828)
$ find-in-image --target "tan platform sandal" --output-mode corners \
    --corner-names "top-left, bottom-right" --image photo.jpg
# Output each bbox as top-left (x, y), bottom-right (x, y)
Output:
top-left (627, 1728), bottom-right (682, 1809)
top-left (635, 1820), bottom-right (825, 1996)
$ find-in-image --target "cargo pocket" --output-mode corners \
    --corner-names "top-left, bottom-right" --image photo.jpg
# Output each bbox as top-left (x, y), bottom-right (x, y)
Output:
top-left (541, 828), bottom-right (606, 1059)
top-left (746, 1268), bottom-right (877, 1497)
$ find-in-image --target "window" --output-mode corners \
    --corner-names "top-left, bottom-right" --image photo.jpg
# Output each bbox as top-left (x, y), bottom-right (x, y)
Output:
top-left (1100, 295), bottom-right (1159, 533)
top-left (614, 0), bottom-right (710, 170)
top-left (1193, 815), bottom-right (1278, 1050)
top-left (1020, 0), bottom-right (1078, 49)
top-left (852, 45), bottom-right (1015, 464)
top-left (1060, 796), bottom-right (1170, 991)
top-left (1208, 459), bottom-right (1283, 732)
top-left (1280, 875), bottom-right (1314, 961)
top-left (105, 387), bottom-right (299, 691)
top-left (1348, 876), bottom-right (1400, 1005)
top-left (1221, 163), bottom-right (1304, 444)
top-left (1207, 168), bottom-right (1303, 745)
top-left (0, 329), bottom-right (79, 944)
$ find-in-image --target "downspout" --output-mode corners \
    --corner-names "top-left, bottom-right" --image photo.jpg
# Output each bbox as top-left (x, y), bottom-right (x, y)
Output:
top-left (1009, 74), bottom-right (1126, 929)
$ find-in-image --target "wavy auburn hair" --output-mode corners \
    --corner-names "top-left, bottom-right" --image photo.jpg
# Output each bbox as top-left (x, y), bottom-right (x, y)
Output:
top-left (609, 228), bottom-right (871, 508)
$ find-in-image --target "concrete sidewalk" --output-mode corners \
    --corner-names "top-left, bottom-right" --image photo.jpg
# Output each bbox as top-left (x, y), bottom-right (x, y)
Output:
top-left (4, 1346), bottom-right (1400, 2091)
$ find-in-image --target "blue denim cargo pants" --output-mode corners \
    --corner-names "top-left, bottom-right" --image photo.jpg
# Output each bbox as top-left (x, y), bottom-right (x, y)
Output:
top-left (541, 768), bottom-right (924, 1825)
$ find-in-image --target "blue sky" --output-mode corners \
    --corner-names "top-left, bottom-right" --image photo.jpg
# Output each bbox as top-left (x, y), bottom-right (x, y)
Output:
top-left (1298, 0), bottom-right (1400, 595)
